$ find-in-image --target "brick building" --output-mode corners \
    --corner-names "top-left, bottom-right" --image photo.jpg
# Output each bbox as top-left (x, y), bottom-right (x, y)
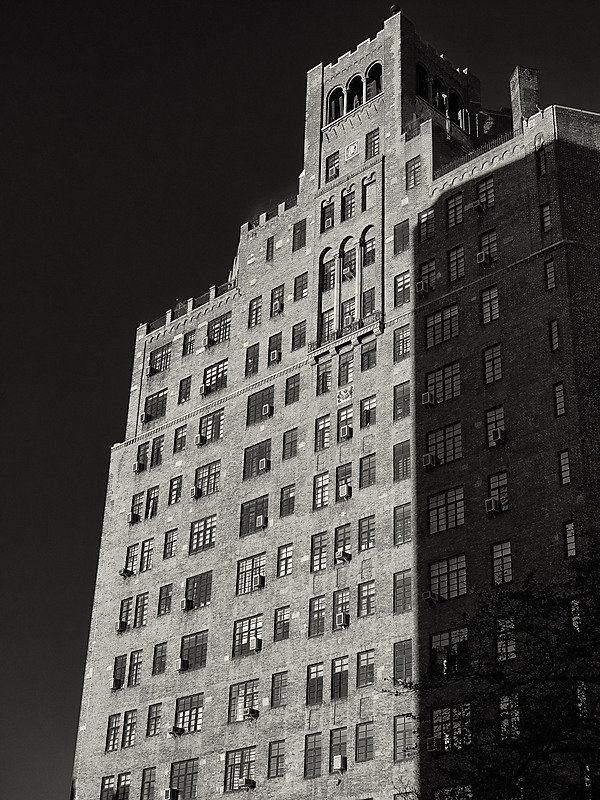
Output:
top-left (72, 9), bottom-right (600, 800)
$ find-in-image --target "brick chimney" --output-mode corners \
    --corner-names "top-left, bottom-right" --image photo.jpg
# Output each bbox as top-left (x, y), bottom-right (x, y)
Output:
top-left (510, 66), bottom-right (539, 130)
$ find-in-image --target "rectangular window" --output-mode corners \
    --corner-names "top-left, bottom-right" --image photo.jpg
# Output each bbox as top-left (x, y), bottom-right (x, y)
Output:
top-left (500, 694), bottom-right (520, 741)
top-left (271, 671), bottom-right (288, 707)
top-left (280, 484), bottom-right (295, 517)
top-left (356, 721), bottom-right (374, 762)
top-left (497, 617), bottom-right (516, 661)
top-left (430, 627), bottom-right (469, 675)
top-left (338, 350), bottom-right (354, 386)
top-left (326, 151), bottom-right (339, 182)
top-left (558, 449), bottom-right (571, 485)
top-left (394, 272), bottom-right (410, 306)
top-left (266, 235), bottom-right (274, 262)
top-left (140, 768), bottom-right (156, 800)
top-left (394, 381), bottom-right (410, 420)
top-left (394, 325), bottom-right (410, 361)
top-left (483, 344), bottom-right (502, 383)
top-left (426, 361), bottom-right (460, 403)
top-left (433, 703), bottom-right (471, 751)
top-left (152, 642), bottom-right (167, 674)
top-left (207, 311), bottom-right (231, 344)
top-left (148, 343), bottom-right (172, 375)
top-left (199, 408), bottom-right (224, 444)
top-left (358, 515), bottom-right (375, 550)
top-left (173, 425), bottom-right (187, 453)
top-left (134, 593), bottom-right (148, 628)
top-left (157, 585), bottom-right (172, 617)
top-left (285, 373), bottom-right (300, 404)
top-left (426, 304), bottom-right (459, 348)
top-left (357, 580), bottom-right (376, 617)
top-left (394, 220), bottom-right (409, 254)
top-left (268, 332), bottom-right (282, 365)
top-left (163, 529), bottom-right (177, 559)
top-left (361, 339), bottom-right (377, 371)
top-left (184, 571), bottom-right (212, 608)
top-left (113, 654), bottom-right (127, 687)
top-left (564, 521), bottom-right (576, 558)
top-left (321, 256), bottom-right (336, 291)
top-left (282, 427), bottom-right (298, 460)
top-left (430, 554), bottom-right (467, 599)
top-left (479, 228), bottom-right (498, 262)
top-left (189, 514), bottom-right (216, 554)
top-left (426, 421), bottom-right (462, 465)
top-left (248, 296), bottom-right (262, 328)
top-left (232, 614), bottom-right (262, 658)
top-left (489, 471), bottom-right (509, 510)
top-left (304, 732), bottom-right (322, 778)
top-left (333, 587), bottom-right (350, 629)
top-left (228, 679), bottom-right (259, 723)
top-left (419, 258), bottom-right (436, 289)
top-left (342, 188), bottom-right (356, 221)
top-left (331, 656), bottom-right (349, 700)
top-left (150, 436), bottom-right (164, 467)
top-left (171, 760), bottom-right (199, 799)
top-left (144, 486), bottom-right (159, 519)
top-left (537, 147), bottom-right (547, 177)
top-left (247, 386), bottom-right (274, 425)
top-left (240, 495), bottom-right (269, 536)
top-left (394, 503), bottom-right (412, 545)
top-left (393, 441), bottom-right (411, 481)
top-left (362, 286), bottom-right (375, 317)
top-left (550, 319), bottom-right (560, 350)
top-left (545, 259), bottom-right (556, 290)
top-left (119, 596), bottom-right (133, 630)
top-left (418, 207), bottom-right (435, 241)
top-left (394, 570), bottom-right (412, 613)
top-left (446, 193), bottom-right (463, 227)
top-left (321, 199), bottom-right (335, 232)
top-left (311, 532), bottom-right (327, 572)
top-left (168, 476), bottom-right (182, 506)
top-left (277, 543), bottom-right (293, 577)
top-left (481, 285), bottom-right (499, 324)
top-left (541, 202), bottom-right (552, 232)
top-left (306, 663), bottom-right (324, 705)
top-left (194, 460), bottom-right (220, 496)
top-left (143, 388), bottom-right (167, 421)
top-left (245, 343), bottom-right (259, 377)
top-left (334, 524), bottom-right (351, 554)
top-left (268, 740), bottom-right (285, 778)
top-left (243, 439), bottom-right (271, 480)
top-left (128, 650), bottom-right (143, 686)
top-left (313, 472), bottom-right (329, 509)
top-left (146, 703), bottom-right (162, 736)
top-left (182, 330), bottom-right (196, 357)
top-left (224, 747), bottom-right (255, 792)
top-left (105, 713), bottom-right (121, 751)
top-left (492, 540), bottom-right (512, 584)
top-left (394, 714), bottom-right (415, 761)
top-left (394, 639), bottom-right (413, 683)
top-left (478, 176), bottom-right (495, 207)
top-left (359, 455), bottom-right (376, 489)
top-left (337, 405), bottom-right (353, 441)
top-left (236, 553), bottom-right (266, 596)
top-left (316, 360), bottom-right (332, 395)
top-left (274, 605), bottom-right (290, 641)
top-left (203, 358), bottom-right (228, 392)
top-left (329, 727), bottom-right (347, 771)
top-left (292, 218), bottom-right (307, 251)
top-left (428, 487), bottom-right (464, 534)
top-left (365, 128), bottom-right (380, 159)
top-left (135, 442), bottom-right (149, 471)
top-left (308, 596), bottom-right (325, 637)
top-left (448, 244), bottom-right (465, 282)
top-left (357, 649), bottom-right (374, 687)
top-left (360, 395), bottom-right (376, 427)
top-left (336, 462), bottom-right (352, 501)
top-left (294, 271), bottom-right (308, 300)
top-left (341, 296), bottom-right (356, 325)
top-left (180, 630), bottom-right (208, 670)
top-left (486, 406), bottom-right (505, 447)
top-left (176, 693), bottom-right (204, 733)
top-left (315, 415), bottom-right (331, 451)
top-left (406, 156), bottom-right (421, 189)
top-left (270, 285), bottom-right (284, 317)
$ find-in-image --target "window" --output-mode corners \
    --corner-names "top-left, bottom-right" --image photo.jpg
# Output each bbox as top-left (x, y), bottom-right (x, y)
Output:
top-left (207, 311), bottom-right (231, 344)
top-left (119, 596), bottom-right (133, 630)
top-left (309, 596), bottom-right (325, 637)
top-left (433, 703), bottom-right (471, 750)
top-left (105, 713), bottom-right (121, 751)
top-left (157, 585), bottom-right (172, 617)
top-left (228, 679), bottom-right (258, 722)
top-left (180, 630), bottom-right (208, 670)
top-left (330, 727), bottom-right (348, 771)
top-left (316, 360), bottom-right (331, 395)
top-left (248, 296), bottom-right (262, 328)
top-left (365, 128), bottom-right (380, 159)
top-left (394, 714), bottom-right (415, 761)
top-left (362, 286), bottom-right (375, 317)
top-left (394, 503), bottom-right (412, 545)
top-left (357, 581), bottom-right (376, 616)
top-left (315, 415), bottom-right (331, 451)
top-left (321, 199), bottom-right (335, 232)
top-left (393, 441), bottom-right (411, 481)
top-left (189, 515), bottom-right (216, 554)
top-left (500, 695), bottom-right (520, 740)
top-left (128, 650), bottom-right (143, 686)
top-left (184, 571), bottom-right (212, 609)
top-left (394, 325), bottom-right (410, 361)
top-left (320, 307), bottom-right (334, 343)
top-left (271, 671), bottom-right (288, 707)
top-left (341, 187), bottom-right (355, 221)
top-left (268, 740), bottom-right (285, 778)
top-left (426, 421), bottom-right (462, 465)
top-left (419, 258), bottom-right (436, 288)
top-left (485, 406), bottom-right (505, 447)
top-left (545, 258), bottom-right (556, 290)
top-left (497, 617), bottom-right (516, 661)
top-left (333, 587), bottom-right (350, 627)
top-left (550, 318), bottom-right (560, 350)
top-left (173, 425), bottom-right (187, 453)
top-left (282, 427), bottom-right (298, 460)
top-left (336, 462), bottom-right (352, 500)
top-left (321, 257), bottom-right (335, 291)
top-left (341, 296), bottom-right (356, 322)
top-left (360, 455), bottom-right (376, 489)
top-left (152, 642), bottom-right (167, 674)
top-left (240, 495), bottom-right (269, 536)
top-left (357, 650), bottom-right (374, 687)
top-left (168, 476), bottom-right (182, 505)
top-left (135, 442), bottom-right (149, 471)
top-left (338, 350), bottom-right (354, 386)
top-left (394, 640), bottom-right (413, 683)
top-left (270, 285), bottom-right (284, 317)
top-left (194, 460), bottom-right (220, 496)
top-left (483, 344), bottom-right (502, 383)
top-left (311, 532), bottom-right (327, 572)
top-left (430, 554), bottom-right (467, 599)
top-left (406, 156), bottom-right (421, 189)
top-left (125, 544), bottom-right (138, 574)
top-left (446, 193), bottom-right (463, 227)
top-left (489, 471), bottom-right (509, 510)
top-left (285, 373), bottom-right (300, 404)
top-left (477, 176), bottom-right (495, 207)
top-left (148, 343), bottom-right (172, 375)
top-left (361, 339), bottom-right (377, 371)
top-left (144, 486), bottom-right (159, 519)
top-left (448, 244), bottom-right (465, 281)
top-left (313, 472), bottom-right (329, 509)
top-left (481, 285), bottom-right (499, 323)
top-left (430, 627), bottom-right (468, 675)
top-left (306, 663), bottom-right (324, 705)
top-left (232, 614), bottom-right (262, 657)
top-left (360, 395), bottom-right (376, 427)
top-left (292, 218), bottom-right (307, 251)
top-left (565, 521), bottom-right (576, 557)
top-left (394, 381), bottom-right (410, 419)
top-left (426, 304), bottom-right (459, 348)
top-left (394, 570), bottom-right (412, 613)
top-left (326, 151), bottom-right (339, 181)
top-left (144, 388), bottom-right (167, 421)
top-left (146, 703), bottom-right (162, 736)
top-left (334, 522), bottom-right (351, 552)
top-left (224, 747), bottom-right (255, 792)
top-left (176, 693), bottom-right (204, 733)
top-left (479, 228), bottom-right (498, 261)
top-left (277, 543), bottom-right (293, 577)
top-left (537, 147), bottom-right (547, 177)
top-left (418, 207), bottom-right (435, 241)
top-left (304, 732), bottom-right (322, 778)
top-left (558, 449), bottom-right (571, 485)
top-left (199, 408), bottom-right (224, 444)
top-left (140, 768), bottom-right (156, 800)
top-left (140, 539), bottom-right (154, 572)
top-left (280, 484), bottom-right (295, 517)
top-left (149, 435), bottom-right (164, 467)
top-left (541, 202), bottom-right (552, 232)
top-left (394, 272), bottom-right (410, 306)
top-left (245, 343), bottom-right (259, 377)
top-left (426, 361), bottom-right (460, 403)
top-left (171, 759), bottom-right (198, 800)
top-left (203, 358), bottom-right (228, 392)
top-left (134, 594), bottom-right (148, 628)
top-left (268, 332), bottom-right (282, 365)
top-left (356, 721), bottom-right (374, 762)
top-left (274, 606), bottom-right (290, 641)
top-left (163, 529), bottom-right (177, 559)
top-left (247, 385), bottom-right (274, 425)
top-left (331, 656), bottom-right (349, 700)
top-left (243, 439), bottom-right (271, 480)
top-left (428, 487), bottom-right (465, 534)
top-left (394, 220), bottom-right (409, 254)
top-left (341, 248), bottom-right (356, 280)
top-left (236, 553), bottom-right (265, 595)
top-left (182, 330), bottom-right (195, 357)
top-left (295, 271), bottom-right (308, 300)
top-left (266, 235), bottom-right (274, 262)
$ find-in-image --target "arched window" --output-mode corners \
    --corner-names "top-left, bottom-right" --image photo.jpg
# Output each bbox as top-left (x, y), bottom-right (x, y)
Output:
top-left (321, 198), bottom-right (335, 232)
top-left (341, 238), bottom-right (357, 281)
top-left (366, 63), bottom-right (382, 100)
top-left (448, 90), bottom-right (463, 126)
top-left (328, 88), bottom-right (344, 123)
top-left (341, 185), bottom-right (356, 222)
top-left (320, 249), bottom-right (336, 292)
top-left (361, 228), bottom-right (376, 267)
top-left (432, 78), bottom-right (446, 114)
top-left (347, 75), bottom-right (364, 111)
top-left (362, 174), bottom-right (376, 212)
top-left (416, 64), bottom-right (430, 101)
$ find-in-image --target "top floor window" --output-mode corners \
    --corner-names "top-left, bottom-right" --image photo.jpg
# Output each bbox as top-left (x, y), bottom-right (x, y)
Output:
top-left (148, 344), bottom-right (172, 375)
top-left (207, 312), bottom-right (231, 345)
top-left (144, 389), bottom-right (167, 421)
top-left (366, 63), bottom-right (382, 99)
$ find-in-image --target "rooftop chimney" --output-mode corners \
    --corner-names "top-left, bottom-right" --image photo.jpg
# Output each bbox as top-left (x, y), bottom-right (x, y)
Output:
top-left (510, 66), bottom-right (539, 131)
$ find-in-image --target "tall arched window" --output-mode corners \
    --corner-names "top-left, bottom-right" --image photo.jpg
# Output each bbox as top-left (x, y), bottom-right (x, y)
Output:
top-left (320, 249), bottom-right (336, 292)
top-left (347, 75), bottom-right (364, 111)
top-left (448, 90), bottom-right (463, 126)
top-left (432, 78), bottom-right (446, 114)
top-left (328, 88), bottom-right (344, 123)
top-left (366, 63), bottom-right (382, 100)
top-left (341, 239), bottom-right (357, 281)
top-left (416, 64), bottom-right (430, 101)
top-left (361, 228), bottom-right (376, 267)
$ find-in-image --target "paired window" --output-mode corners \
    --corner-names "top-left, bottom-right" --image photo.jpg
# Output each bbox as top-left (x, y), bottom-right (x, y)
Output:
top-left (426, 304), bottom-right (459, 348)
top-left (232, 614), bottom-right (262, 657)
top-left (203, 359), bottom-right (228, 392)
top-left (428, 487), bottom-right (465, 534)
top-left (426, 362), bottom-right (460, 403)
top-left (426, 421), bottom-right (463, 465)
top-left (430, 554), bottom-right (467, 599)
top-left (100, 774), bottom-right (130, 800)
top-left (207, 311), bottom-right (231, 344)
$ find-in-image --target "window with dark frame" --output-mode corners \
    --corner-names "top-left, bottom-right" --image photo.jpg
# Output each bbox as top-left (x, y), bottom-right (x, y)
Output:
top-left (394, 381), bottom-right (410, 420)
top-left (306, 663), bottom-right (324, 705)
top-left (428, 487), bottom-right (464, 534)
top-left (426, 304), bottom-right (459, 348)
top-left (393, 441), bottom-right (411, 481)
top-left (394, 325), bottom-right (410, 361)
top-left (277, 544), bottom-right (293, 577)
top-left (448, 244), bottom-right (465, 281)
top-left (446, 193), bottom-right (463, 227)
top-left (394, 220), bottom-right (409, 254)
top-left (236, 552), bottom-right (266, 596)
top-left (394, 569), bottom-right (412, 613)
top-left (394, 272), bottom-right (410, 306)
top-left (285, 373), bottom-right (300, 404)
top-left (175, 693), bottom-right (204, 734)
top-left (365, 128), bottom-right (380, 159)
top-left (280, 484), bottom-right (295, 517)
top-left (245, 343), bottom-right (259, 377)
top-left (359, 455), bottom-right (376, 489)
top-left (180, 630), bottom-right (208, 670)
top-left (292, 320), bottom-right (307, 350)
top-left (240, 495), bottom-right (269, 536)
top-left (418, 207), bottom-right (435, 241)
top-left (406, 156), bottom-right (421, 189)
top-left (394, 503), bottom-right (412, 545)
top-left (157, 585), bottom-right (172, 617)
top-left (294, 272), bottom-right (308, 300)
top-left (292, 218), bottom-right (307, 251)
top-left (308, 596), bottom-right (325, 637)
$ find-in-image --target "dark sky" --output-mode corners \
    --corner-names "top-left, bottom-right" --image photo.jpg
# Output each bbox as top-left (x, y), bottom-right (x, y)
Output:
top-left (2, 1), bottom-right (598, 796)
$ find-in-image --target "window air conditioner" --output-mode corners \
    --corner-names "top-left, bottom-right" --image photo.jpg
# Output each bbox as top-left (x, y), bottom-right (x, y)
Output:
top-left (328, 166), bottom-right (339, 180)
top-left (338, 484), bottom-right (352, 499)
top-left (422, 590), bottom-right (439, 605)
top-left (164, 788), bottom-right (179, 800)
top-left (340, 424), bottom-right (353, 440)
top-left (243, 707), bottom-right (260, 720)
top-left (145, 366), bottom-right (153, 377)
top-left (140, 412), bottom-right (149, 423)
top-left (126, 512), bottom-right (139, 524)
top-left (252, 574), bottom-right (265, 590)
top-left (332, 754), bottom-right (347, 771)
top-left (261, 403), bottom-right (272, 417)
top-left (132, 461), bottom-right (144, 473)
top-left (248, 636), bottom-right (262, 652)
top-left (269, 350), bottom-right (281, 363)
top-left (190, 486), bottom-right (201, 499)
top-left (119, 568), bottom-right (134, 578)
top-left (272, 300), bottom-right (282, 314)
top-left (169, 726), bottom-right (184, 737)
top-left (258, 458), bottom-right (270, 472)
top-left (342, 266), bottom-right (355, 280)
top-left (343, 315), bottom-right (355, 328)
top-left (422, 453), bottom-right (438, 469)
top-left (202, 336), bottom-right (212, 348)
top-left (416, 279), bottom-right (431, 294)
top-left (115, 620), bottom-right (127, 633)
top-left (334, 549), bottom-right (351, 565)
top-left (324, 217), bottom-right (334, 229)
top-left (175, 658), bottom-right (189, 672)
top-left (335, 611), bottom-right (350, 628)
top-left (255, 514), bottom-right (267, 529)
top-left (243, 779), bottom-right (256, 790)
top-left (199, 383), bottom-right (209, 396)
top-left (491, 428), bottom-right (505, 444)
top-left (485, 497), bottom-right (500, 514)
top-left (477, 250), bottom-right (490, 266)
top-left (472, 199), bottom-right (486, 212)
top-left (110, 677), bottom-right (123, 690)
top-left (180, 598), bottom-right (193, 611)
top-left (194, 434), bottom-right (206, 447)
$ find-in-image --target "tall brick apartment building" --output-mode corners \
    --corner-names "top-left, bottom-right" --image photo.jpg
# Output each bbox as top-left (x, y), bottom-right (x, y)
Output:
top-left (72, 9), bottom-right (600, 800)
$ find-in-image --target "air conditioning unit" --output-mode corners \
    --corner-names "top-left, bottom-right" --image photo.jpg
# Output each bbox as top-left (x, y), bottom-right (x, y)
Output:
top-left (335, 549), bottom-right (351, 565)
top-left (426, 736), bottom-right (442, 752)
top-left (115, 619), bottom-right (127, 633)
top-left (140, 412), bottom-right (149, 423)
top-left (491, 428), bottom-right (505, 444)
top-left (328, 166), bottom-right (339, 180)
top-left (110, 677), bottom-right (123, 690)
top-left (199, 383), bottom-right (210, 396)
top-left (255, 514), bottom-right (267, 529)
top-left (422, 590), bottom-right (439, 605)
top-left (261, 403), bottom-right (273, 417)
top-left (126, 512), bottom-right (139, 524)
top-left (248, 636), bottom-right (262, 652)
top-left (164, 788), bottom-right (179, 800)
top-left (258, 458), bottom-right (270, 472)
top-left (243, 779), bottom-right (256, 790)
top-left (472, 199), bottom-right (486, 212)
top-left (332, 754), bottom-right (347, 771)
top-left (190, 486), bottom-right (201, 500)
top-left (338, 484), bottom-right (352, 499)
top-left (252, 574), bottom-right (265, 590)
top-left (243, 707), bottom-right (259, 720)
top-left (272, 300), bottom-right (283, 314)
top-left (269, 350), bottom-right (281, 363)
top-left (194, 434), bottom-right (206, 447)
top-left (340, 424), bottom-right (353, 440)
top-left (335, 611), bottom-right (350, 629)
top-left (422, 391), bottom-right (436, 407)
top-left (343, 315), bottom-right (355, 328)
top-left (176, 658), bottom-right (189, 672)
top-left (485, 497), bottom-right (501, 514)
top-left (202, 336), bottom-right (212, 348)
top-left (180, 598), bottom-right (194, 611)
top-left (416, 279), bottom-right (431, 294)
top-left (119, 568), bottom-right (134, 578)
top-left (477, 250), bottom-right (491, 266)
top-left (342, 267), bottom-right (355, 280)
top-left (145, 366), bottom-right (153, 377)
top-left (422, 453), bottom-right (438, 469)
top-left (324, 217), bottom-right (334, 229)
top-left (132, 461), bottom-right (144, 473)
top-left (169, 726), bottom-right (184, 737)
